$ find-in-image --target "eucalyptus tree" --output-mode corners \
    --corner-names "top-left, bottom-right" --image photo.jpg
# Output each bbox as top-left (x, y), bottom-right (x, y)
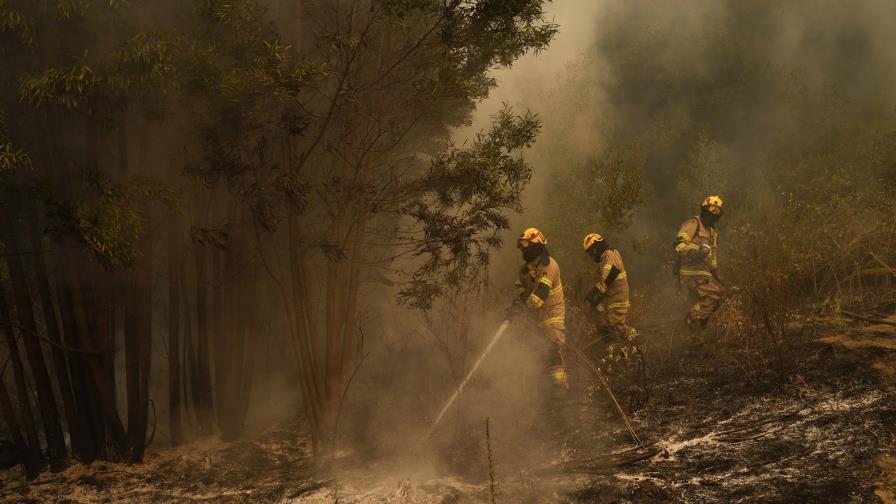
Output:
top-left (193, 0), bottom-right (558, 453)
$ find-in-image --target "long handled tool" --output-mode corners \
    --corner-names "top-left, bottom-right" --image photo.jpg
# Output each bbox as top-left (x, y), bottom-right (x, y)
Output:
top-left (425, 319), bottom-right (511, 439)
top-left (564, 341), bottom-right (643, 446)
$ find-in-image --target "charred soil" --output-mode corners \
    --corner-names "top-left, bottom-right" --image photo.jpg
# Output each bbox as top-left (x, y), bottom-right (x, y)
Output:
top-left (2, 311), bottom-right (895, 503)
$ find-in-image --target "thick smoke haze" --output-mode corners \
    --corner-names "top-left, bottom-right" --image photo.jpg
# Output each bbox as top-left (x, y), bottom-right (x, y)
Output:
top-left (471, 0), bottom-right (896, 286)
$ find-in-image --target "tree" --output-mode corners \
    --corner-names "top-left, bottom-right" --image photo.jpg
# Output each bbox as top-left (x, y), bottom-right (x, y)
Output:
top-left (187, 0), bottom-right (556, 453)
top-left (0, 0), bottom-right (557, 473)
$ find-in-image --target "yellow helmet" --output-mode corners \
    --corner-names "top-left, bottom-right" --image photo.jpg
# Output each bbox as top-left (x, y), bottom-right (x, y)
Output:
top-left (582, 233), bottom-right (604, 251)
top-left (518, 227), bottom-right (547, 247)
top-left (702, 195), bottom-right (724, 210)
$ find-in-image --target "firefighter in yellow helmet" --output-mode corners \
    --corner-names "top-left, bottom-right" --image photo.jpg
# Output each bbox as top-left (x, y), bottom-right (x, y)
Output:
top-left (674, 196), bottom-right (726, 337)
top-left (582, 233), bottom-right (633, 347)
top-left (506, 228), bottom-right (569, 389)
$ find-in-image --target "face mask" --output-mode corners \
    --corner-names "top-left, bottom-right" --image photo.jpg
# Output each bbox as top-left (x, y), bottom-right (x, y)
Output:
top-left (589, 242), bottom-right (610, 263)
top-left (701, 207), bottom-right (721, 227)
top-left (521, 243), bottom-right (545, 262)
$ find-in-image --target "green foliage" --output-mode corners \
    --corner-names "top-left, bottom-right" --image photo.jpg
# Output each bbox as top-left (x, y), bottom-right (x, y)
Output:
top-left (56, 0), bottom-right (131, 20)
top-left (399, 107), bottom-right (541, 309)
top-left (111, 32), bottom-right (181, 91)
top-left (71, 181), bottom-right (145, 269)
top-left (0, 106), bottom-right (31, 171)
top-left (0, 2), bottom-right (34, 45)
top-left (0, 140), bottom-right (31, 171)
top-left (62, 175), bottom-right (177, 269)
top-left (20, 64), bottom-right (100, 108)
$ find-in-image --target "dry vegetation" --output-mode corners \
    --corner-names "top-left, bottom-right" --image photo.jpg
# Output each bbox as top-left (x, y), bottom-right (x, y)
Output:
top-left (3, 1), bottom-right (896, 503)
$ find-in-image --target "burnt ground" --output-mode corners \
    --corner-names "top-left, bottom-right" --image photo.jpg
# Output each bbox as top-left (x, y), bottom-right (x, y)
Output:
top-left (563, 315), bottom-right (896, 504)
top-left (2, 310), bottom-right (896, 503)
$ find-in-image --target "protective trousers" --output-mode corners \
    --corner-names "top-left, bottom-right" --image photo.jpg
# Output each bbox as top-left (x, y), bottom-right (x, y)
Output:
top-left (543, 322), bottom-right (569, 390)
top-left (682, 274), bottom-right (725, 321)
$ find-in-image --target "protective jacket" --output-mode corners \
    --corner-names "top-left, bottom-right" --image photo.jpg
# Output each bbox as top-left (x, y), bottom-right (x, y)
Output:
top-left (675, 216), bottom-right (719, 276)
top-left (515, 251), bottom-right (565, 330)
top-left (594, 249), bottom-right (630, 317)
top-left (675, 215), bottom-right (724, 322)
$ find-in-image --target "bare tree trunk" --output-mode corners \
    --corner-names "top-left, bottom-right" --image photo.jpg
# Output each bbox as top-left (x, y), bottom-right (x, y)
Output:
top-left (212, 247), bottom-right (227, 433)
top-left (235, 254), bottom-right (258, 435)
top-left (168, 222), bottom-right (182, 446)
top-left (195, 244), bottom-right (215, 431)
top-left (84, 265), bottom-right (111, 460)
top-left (125, 268), bottom-right (140, 455)
top-left (128, 231), bottom-right (153, 462)
top-left (0, 373), bottom-right (29, 474)
top-left (28, 218), bottom-right (83, 459)
top-left (2, 212), bottom-right (68, 471)
top-left (54, 265), bottom-right (98, 463)
top-left (79, 266), bottom-right (109, 458)
top-left (0, 285), bottom-right (42, 477)
top-left (182, 258), bottom-right (200, 429)
top-left (219, 231), bottom-right (255, 440)
top-left (339, 221), bottom-right (366, 375)
top-left (68, 261), bottom-right (130, 460)
top-left (284, 222), bottom-right (325, 452)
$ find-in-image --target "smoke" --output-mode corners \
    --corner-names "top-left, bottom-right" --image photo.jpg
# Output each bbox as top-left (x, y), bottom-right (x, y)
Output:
top-left (467, 0), bottom-right (896, 285)
top-left (332, 0), bottom-right (896, 491)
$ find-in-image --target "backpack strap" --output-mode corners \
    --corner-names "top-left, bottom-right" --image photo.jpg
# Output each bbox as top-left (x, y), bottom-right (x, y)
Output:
top-left (691, 216), bottom-right (701, 241)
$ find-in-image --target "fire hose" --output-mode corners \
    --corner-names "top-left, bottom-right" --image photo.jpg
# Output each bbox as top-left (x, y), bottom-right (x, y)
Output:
top-left (425, 319), bottom-right (643, 447)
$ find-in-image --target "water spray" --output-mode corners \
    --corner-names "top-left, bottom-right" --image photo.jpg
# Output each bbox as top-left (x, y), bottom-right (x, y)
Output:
top-left (425, 319), bottom-right (643, 448)
top-left (425, 319), bottom-right (511, 439)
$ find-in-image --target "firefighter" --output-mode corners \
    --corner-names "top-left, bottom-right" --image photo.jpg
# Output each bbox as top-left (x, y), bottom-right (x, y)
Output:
top-left (506, 227), bottom-right (568, 389)
top-left (674, 195), bottom-right (726, 337)
top-left (582, 233), bottom-right (634, 350)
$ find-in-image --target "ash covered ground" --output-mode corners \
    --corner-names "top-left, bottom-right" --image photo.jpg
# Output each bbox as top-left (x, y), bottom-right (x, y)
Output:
top-left (3, 310), bottom-right (896, 504)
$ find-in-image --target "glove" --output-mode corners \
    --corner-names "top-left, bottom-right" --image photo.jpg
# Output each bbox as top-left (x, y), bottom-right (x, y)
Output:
top-left (585, 287), bottom-right (604, 310)
top-left (584, 286), bottom-right (598, 306)
top-left (505, 300), bottom-right (524, 319)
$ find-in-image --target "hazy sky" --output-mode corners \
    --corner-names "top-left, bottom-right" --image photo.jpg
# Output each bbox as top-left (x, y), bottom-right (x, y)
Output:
top-left (456, 0), bottom-right (605, 137)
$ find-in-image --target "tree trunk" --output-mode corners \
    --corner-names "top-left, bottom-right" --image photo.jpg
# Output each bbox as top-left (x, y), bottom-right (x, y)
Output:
top-left (27, 218), bottom-right (84, 460)
top-left (285, 224), bottom-right (325, 452)
top-left (168, 222), bottom-right (182, 446)
top-left (54, 265), bottom-right (99, 463)
top-left (124, 268), bottom-right (141, 455)
top-left (79, 266), bottom-right (109, 458)
top-left (0, 285), bottom-right (42, 477)
top-left (0, 374), bottom-right (29, 475)
top-left (68, 262), bottom-right (130, 459)
top-left (212, 247), bottom-right (227, 433)
top-left (182, 258), bottom-right (200, 428)
top-left (235, 255), bottom-right (258, 435)
top-left (195, 244), bottom-right (215, 431)
top-left (1, 212), bottom-right (68, 471)
top-left (129, 232), bottom-right (153, 462)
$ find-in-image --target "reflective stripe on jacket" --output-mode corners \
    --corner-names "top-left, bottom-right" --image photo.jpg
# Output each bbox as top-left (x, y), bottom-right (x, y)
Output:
top-left (515, 252), bottom-right (565, 329)
top-left (675, 216), bottom-right (718, 276)
top-left (596, 249), bottom-right (630, 311)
